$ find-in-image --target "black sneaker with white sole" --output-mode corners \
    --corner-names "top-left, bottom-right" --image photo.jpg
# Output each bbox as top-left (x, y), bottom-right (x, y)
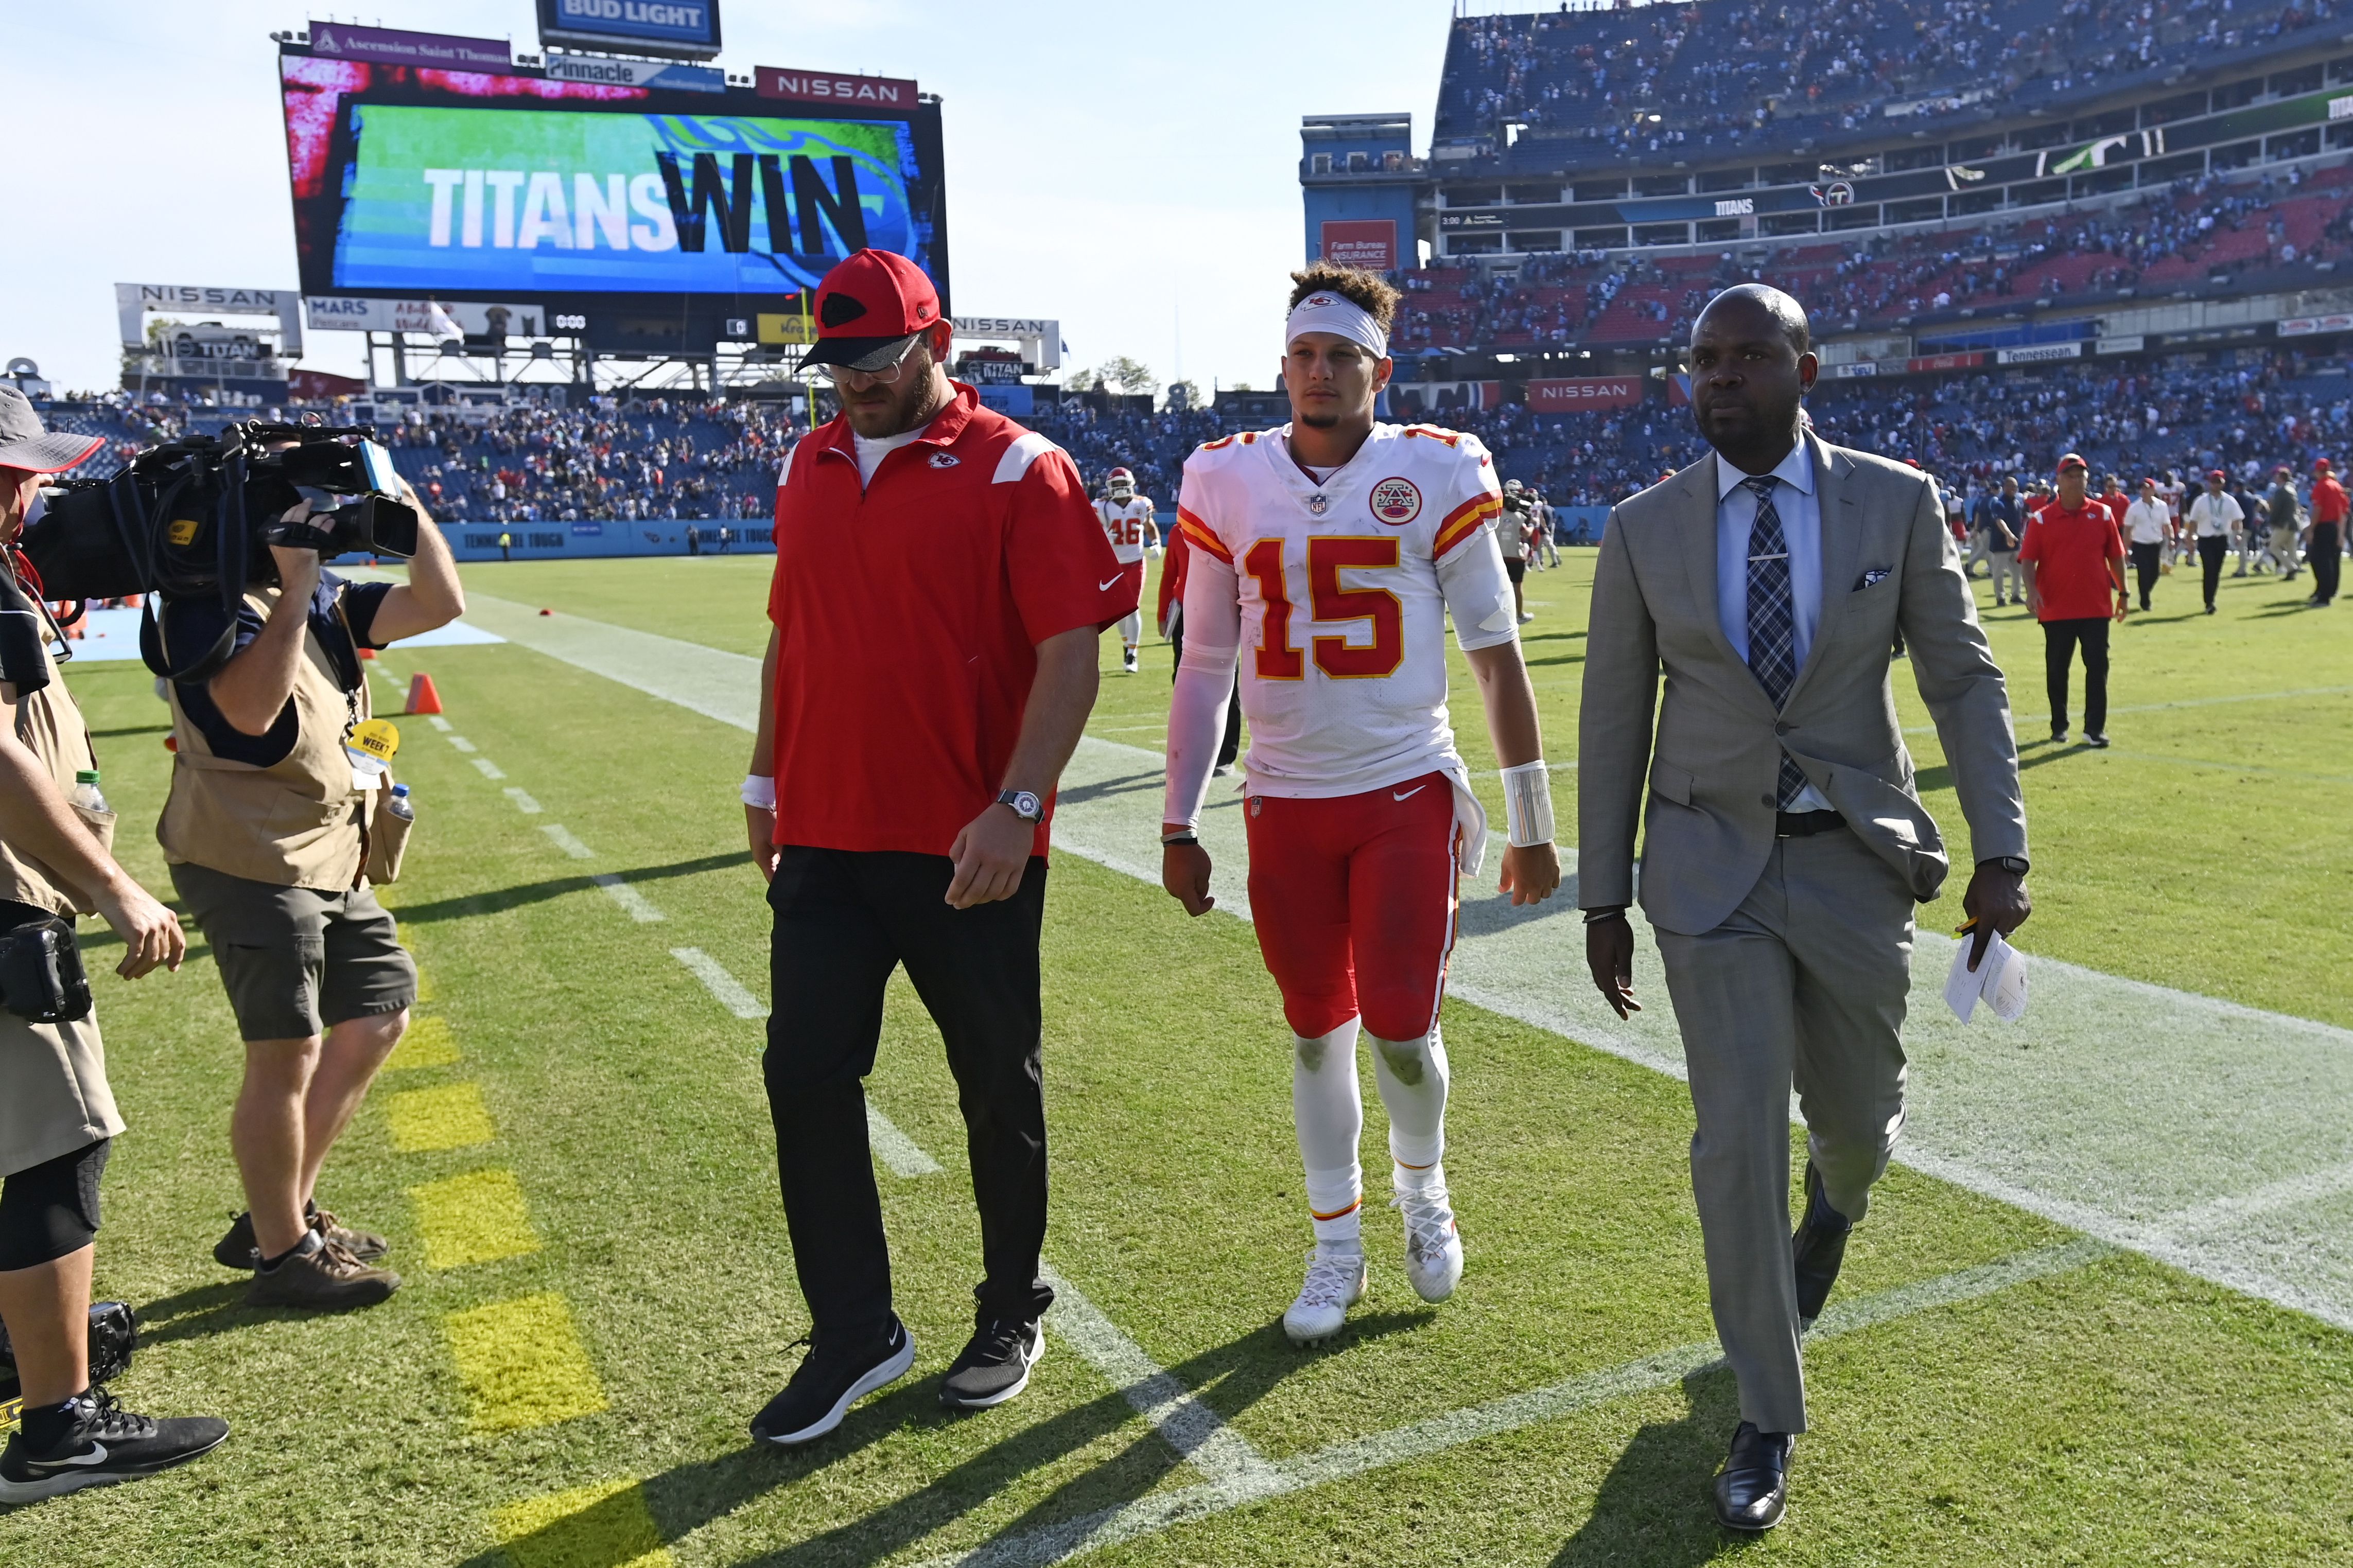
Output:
top-left (939, 1314), bottom-right (1045, 1410)
top-left (749, 1318), bottom-right (914, 1446)
top-left (0, 1386), bottom-right (227, 1505)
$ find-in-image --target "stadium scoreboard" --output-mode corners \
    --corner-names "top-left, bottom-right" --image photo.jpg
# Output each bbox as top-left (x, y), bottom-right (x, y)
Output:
top-left (280, 43), bottom-right (947, 356)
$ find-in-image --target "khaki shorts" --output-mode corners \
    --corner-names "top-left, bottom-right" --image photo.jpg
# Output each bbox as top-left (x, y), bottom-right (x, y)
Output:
top-left (170, 864), bottom-right (417, 1042)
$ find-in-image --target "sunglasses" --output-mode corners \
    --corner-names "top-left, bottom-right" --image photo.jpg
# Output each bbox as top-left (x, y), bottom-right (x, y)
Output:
top-left (823, 336), bottom-right (924, 388)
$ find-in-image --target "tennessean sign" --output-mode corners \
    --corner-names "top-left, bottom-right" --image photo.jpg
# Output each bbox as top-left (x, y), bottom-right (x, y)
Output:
top-left (755, 65), bottom-right (919, 107)
top-left (1524, 376), bottom-right (1644, 411)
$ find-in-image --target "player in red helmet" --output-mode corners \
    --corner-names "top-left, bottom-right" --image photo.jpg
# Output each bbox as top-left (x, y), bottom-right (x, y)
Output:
top-left (1096, 467), bottom-right (1161, 673)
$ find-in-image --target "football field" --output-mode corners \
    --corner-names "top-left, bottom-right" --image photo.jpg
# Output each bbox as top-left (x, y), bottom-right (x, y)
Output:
top-left (5, 549), bottom-right (2349, 1565)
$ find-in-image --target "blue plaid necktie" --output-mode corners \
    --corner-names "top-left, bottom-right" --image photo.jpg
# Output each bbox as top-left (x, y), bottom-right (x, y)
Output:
top-left (1742, 475), bottom-right (1810, 809)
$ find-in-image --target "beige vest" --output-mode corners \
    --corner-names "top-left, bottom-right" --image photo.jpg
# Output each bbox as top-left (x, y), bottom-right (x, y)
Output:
top-left (0, 590), bottom-right (110, 918)
top-left (159, 588), bottom-right (379, 890)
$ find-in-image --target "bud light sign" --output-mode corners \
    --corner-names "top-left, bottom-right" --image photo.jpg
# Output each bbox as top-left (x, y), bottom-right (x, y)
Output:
top-left (537, 0), bottom-right (721, 60)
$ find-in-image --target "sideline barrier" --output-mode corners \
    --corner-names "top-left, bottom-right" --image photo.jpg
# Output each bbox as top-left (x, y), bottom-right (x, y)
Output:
top-left (432, 522), bottom-right (776, 563)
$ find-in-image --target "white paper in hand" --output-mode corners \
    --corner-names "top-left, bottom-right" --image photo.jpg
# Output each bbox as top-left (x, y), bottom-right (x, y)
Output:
top-left (1945, 930), bottom-right (2028, 1023)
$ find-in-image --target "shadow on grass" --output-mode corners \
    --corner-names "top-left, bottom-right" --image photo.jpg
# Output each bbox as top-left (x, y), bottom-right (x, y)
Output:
top-left (388, 854), bottom-right (745, 925)
top-left (1912, 741), bottom-right (2077, 797)
top-left (1056, 769), bottom-right (1160, 808)
top-left (464, 1314), bottom-right (1423, 1568)
top-left (1550, 1364), bottom-right (1750, 1566)
top-left (134, 1280), bottom-right (255, 1347)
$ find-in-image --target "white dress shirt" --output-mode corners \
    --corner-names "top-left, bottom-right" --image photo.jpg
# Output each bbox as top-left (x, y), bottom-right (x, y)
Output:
top-left (2122, 497), bottom-right (2171, 545)
top-left (1715, 443), bottom-right (1833, 813)
top-left (2187, 490), bottom-right (2243, 538)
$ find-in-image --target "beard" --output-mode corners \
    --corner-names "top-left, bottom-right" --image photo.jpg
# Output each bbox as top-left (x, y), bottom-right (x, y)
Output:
top-left (1295, 407), bottom-right (1341, 429)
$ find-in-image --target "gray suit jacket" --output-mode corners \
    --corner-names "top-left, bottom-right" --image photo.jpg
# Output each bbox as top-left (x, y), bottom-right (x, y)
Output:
top-left (1578, 434), bottom-right (2028, 937)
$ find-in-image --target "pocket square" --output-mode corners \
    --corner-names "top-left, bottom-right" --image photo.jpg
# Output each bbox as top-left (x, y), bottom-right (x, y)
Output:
top-left (1853, 567), bottom-right (1893, 590)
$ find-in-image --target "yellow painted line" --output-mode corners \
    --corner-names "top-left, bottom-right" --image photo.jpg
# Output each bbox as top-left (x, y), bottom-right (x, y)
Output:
top-left (446, 1293), bottom-right (608, 1433)
top-left (493, 1477), bottom-right (672, 1568)
top-left (409, 1168), bottom-right (541, 1270)
top-left (387, 1082), bottom-right (496, 1152)
top-left (413, 965), bottom-right (437, 1005)
top-left (384, 1013), bottom-right (459, 1071)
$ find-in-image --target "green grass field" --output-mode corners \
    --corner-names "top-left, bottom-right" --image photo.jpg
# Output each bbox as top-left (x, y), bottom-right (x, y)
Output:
top-left (3, 547), bottom-right (2348, 1565)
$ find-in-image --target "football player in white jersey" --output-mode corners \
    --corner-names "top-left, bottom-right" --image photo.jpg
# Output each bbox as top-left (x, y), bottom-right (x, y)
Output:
top-left (1159, 262), bottom-right (1561, 1344)
top-left (1097, 467), bottom-right (1162, 672)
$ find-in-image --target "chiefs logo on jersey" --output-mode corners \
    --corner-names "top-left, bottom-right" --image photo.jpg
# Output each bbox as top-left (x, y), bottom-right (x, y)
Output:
top-left (1370, 477), bottom-right (1423, 525)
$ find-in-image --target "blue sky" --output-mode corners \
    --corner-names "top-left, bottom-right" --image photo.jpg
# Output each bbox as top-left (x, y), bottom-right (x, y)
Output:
top-left (2, 1), bottom-right (1452, 395)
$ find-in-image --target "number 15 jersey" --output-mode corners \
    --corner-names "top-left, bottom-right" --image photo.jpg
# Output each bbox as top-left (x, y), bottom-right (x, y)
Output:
top-left (1174, 422), bottom-right (1510, 799)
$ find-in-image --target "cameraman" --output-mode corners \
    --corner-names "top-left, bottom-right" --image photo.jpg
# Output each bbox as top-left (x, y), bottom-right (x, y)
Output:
top-left (158, 474), bottom-right (462, 1309)
top-left (0, 399), bottom-right (228, 1502)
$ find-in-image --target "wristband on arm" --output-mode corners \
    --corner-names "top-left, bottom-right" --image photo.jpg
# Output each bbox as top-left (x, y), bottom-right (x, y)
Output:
top-left (741, 774), bottom-right (776, 809)
top-left (1499, 759), bottom-right (1555, 848)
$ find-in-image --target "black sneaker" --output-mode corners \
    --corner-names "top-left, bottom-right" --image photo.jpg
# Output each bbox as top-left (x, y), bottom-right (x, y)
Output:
top-left (214, 1204), bottom-right (390, 1269)
top-left (750, 1318), bottom-right (914, 1446)
top-left (2086, 733), bottom-right (2110, 749)
top-left (2050, 726), bottom-right (2070, 746)
top-left (939, 1315), bottom-right (1047, 1411)
top-left (0, 1386), bottom-right (227, 1505)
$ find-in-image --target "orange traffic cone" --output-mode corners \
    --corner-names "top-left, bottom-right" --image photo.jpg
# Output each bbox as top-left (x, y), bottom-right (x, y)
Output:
top-left (405, 673), bottom-right (444, 716)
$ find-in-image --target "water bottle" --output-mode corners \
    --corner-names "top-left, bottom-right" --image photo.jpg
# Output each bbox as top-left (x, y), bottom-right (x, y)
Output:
top-left (71, 770), bottom-right (107, 814)
top-left (386, 783), bottom-right (414, 821)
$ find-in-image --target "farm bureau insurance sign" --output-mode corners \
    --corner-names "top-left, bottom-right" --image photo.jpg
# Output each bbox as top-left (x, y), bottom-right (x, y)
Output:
top-left (1320, 220), bottom-right (1398, 272)
top-left (1525, 376), bottom-right (1644, 412)
top-left (755, 66), bottom-right (919, 108)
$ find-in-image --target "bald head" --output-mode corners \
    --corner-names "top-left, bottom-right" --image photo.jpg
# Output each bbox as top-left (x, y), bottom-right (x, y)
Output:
top-left (1693, 284), bottom-right (1809, 356)
top-left (1687, 284), bottom-right (1817, 475)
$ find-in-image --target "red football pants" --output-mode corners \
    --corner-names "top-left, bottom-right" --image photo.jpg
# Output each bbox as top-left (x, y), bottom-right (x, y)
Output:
top-left (1243, 772), bottom-right (1460, 1042)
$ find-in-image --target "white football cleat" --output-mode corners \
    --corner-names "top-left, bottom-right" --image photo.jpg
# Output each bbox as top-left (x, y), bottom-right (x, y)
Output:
top-left (1394, 1185), bottom-right (1463, 1303)
top-left (1282, 1248), bottom-right (1368, 1344)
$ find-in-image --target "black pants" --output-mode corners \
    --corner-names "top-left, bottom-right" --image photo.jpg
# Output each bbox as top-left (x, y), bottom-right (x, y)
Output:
top-left (2042, 617), bottom-right (2110, 737)
top-left (2314, 523), bottom-right (2343, 604)
top-left (763, 848), bottom-right (1054, 1338)
top-left (1169, 611), bottom-right (1243, 768)
top-left (2198, 535), bottom-right (2229, 608)
top-left (2129, 541), bottom-right (2162, 609)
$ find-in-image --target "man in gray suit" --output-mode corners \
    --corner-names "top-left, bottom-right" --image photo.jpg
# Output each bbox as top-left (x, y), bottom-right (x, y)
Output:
top-left (1578, 287), bottom-right (2031, 1531)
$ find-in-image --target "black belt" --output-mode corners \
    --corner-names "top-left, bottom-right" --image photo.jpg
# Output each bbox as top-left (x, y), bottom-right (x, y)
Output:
top-left (1775, 809), bottom-right (1845, 838)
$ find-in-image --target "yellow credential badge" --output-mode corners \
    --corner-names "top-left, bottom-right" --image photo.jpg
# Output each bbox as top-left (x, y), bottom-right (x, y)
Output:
top-left (346, 717), bottom-right (400, 776)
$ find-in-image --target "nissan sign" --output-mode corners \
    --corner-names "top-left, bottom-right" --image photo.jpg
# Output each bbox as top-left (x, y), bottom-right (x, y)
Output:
top-left (1525, 376), bottom-right (1644, 412)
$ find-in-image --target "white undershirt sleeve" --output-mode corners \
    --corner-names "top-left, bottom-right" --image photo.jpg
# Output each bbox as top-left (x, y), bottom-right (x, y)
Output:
top-left (1437, 526), bottom-right (1521, 653)
top-left (1163, 548), bottom-right (1242, 829)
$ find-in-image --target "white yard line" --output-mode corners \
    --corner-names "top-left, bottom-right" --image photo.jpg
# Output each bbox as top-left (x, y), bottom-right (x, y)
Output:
top-left (428, 715), bottom-right (454, 732)
top-left (593, 873), bottom-right (664, 923)
top-left (502, 787), bottom-right (543, 814)
top-left (469, 756), bottom-right (508, 780)
top-left (904, 1240), bottom-right (2111, 1568)
top-left (1903, 683), bottom-right (2353, 733)
top-left (865, 1106), bottom-right (944, 1178)
top-left (670, 946), bottom-right (764, 1019)
top-left (458, 607), bottom-right (2353, 1334)
top-left (541, 824), bottom-right (596, 860)
top-left (445, 734), bottom-right (479, 753)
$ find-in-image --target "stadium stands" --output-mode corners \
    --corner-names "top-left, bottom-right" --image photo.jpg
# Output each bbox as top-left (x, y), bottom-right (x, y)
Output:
top-left (1437, 0), bottom-right (2346, 163)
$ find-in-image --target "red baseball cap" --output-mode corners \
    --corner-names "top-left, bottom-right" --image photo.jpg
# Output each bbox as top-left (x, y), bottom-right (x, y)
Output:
top-left (2055, 452), bottom-right (2087, 473)
top-left (2206, 469), bottom-right (2226, 481)
top-left (2315, 457), bottom-right (2334, 472)
top-left (800, 249), bottom-right (944, 372)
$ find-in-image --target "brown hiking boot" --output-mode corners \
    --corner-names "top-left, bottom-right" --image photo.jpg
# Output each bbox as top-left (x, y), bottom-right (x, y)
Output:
top-left (246, 1238), bottom-right (400, 1310)
top-left (214, 1203), bottom-right (390, 1268)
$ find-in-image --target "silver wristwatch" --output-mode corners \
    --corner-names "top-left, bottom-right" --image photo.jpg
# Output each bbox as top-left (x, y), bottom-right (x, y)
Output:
top-left (996, 788), bottom-right (1044, 824)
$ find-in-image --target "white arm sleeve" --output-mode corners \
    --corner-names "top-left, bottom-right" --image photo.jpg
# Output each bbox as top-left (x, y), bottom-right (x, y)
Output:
top-left (1438, 525), bottom-right (1521, 653)
top-left (1163, 548), bottom-right (1242, 829)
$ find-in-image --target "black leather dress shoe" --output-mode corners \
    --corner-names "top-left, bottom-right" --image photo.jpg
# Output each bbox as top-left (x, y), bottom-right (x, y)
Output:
top-left (1713, 1420), bottom-right (1794, 1531)
top-left (1791, 1160), bottom-right (1853, 1330)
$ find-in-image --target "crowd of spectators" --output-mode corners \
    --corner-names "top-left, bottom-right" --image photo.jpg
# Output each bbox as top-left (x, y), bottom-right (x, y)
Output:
top-left (1391, 167), bottom-right (2353, 357)
top-left (1440, 0), bottom-right (2343, 161)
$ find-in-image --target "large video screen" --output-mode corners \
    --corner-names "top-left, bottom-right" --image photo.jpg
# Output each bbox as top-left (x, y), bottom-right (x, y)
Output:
top-left (281, 54), bottom-right (948, 326)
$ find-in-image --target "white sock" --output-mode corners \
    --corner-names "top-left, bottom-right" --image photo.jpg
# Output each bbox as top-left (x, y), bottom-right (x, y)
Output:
top-left (1369, 1023), bottom-right (1450, 1178)
top-left (1293, 1020), bottom-right (1363, 1249)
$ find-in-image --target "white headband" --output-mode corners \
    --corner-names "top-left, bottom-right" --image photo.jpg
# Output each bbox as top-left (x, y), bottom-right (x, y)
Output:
top-left (1285, 292), bottom-right (1388, 360)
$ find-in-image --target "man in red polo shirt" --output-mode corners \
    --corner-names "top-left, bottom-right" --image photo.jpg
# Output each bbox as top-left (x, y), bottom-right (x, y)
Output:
top-left (2308, 457), bottom-right (2345, 607)
top-left (2017, 452), bottom-right (2128, 748)
top-left (742, 250), bottom-right (1135, 1445)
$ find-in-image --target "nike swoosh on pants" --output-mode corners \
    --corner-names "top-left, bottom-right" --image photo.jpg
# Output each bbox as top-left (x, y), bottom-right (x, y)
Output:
top-left (1099, 577), bottom-right (1123, 591)
top-left (1393, 786), bottom-right (1427, 801)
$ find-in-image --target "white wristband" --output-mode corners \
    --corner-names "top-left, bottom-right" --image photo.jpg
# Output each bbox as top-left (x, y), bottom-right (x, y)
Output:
top-left (741, 773), bottom-right (776, 809)
top-left (1500, 759), bottom-right (1554, 848)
